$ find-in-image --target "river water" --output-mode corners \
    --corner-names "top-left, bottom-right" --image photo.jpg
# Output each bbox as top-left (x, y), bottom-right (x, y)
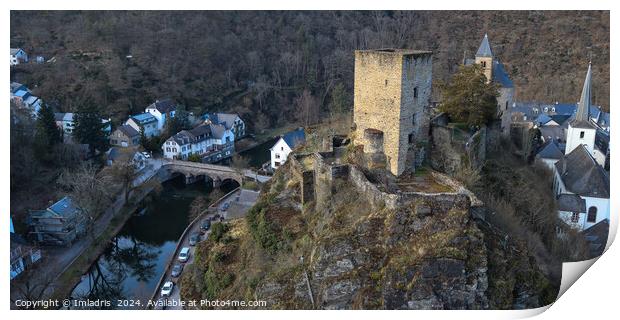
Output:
top-left (69, 176), bottom-right (213, 309)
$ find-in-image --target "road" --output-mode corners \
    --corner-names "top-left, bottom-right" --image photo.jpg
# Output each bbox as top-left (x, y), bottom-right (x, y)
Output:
top-left (153, 188), bottom-right (260, 310)
top-left (10, 156), bottom-right (163, 306)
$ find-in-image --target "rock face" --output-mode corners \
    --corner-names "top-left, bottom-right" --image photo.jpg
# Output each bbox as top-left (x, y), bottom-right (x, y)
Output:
top-left (187, 161), bottom-right (556, 310)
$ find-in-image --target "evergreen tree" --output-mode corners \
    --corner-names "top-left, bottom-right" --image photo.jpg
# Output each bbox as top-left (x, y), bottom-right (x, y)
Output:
top-left (33, 103), bottom-right (62, 162)
top-left (439, 64), bottom-right (499, 127)
top-left (164, 107), bottom-right (191, 137)
top-left (73, 103), bottom-right (109, 154)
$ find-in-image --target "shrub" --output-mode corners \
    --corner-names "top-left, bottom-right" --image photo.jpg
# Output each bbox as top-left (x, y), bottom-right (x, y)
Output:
top-left (209, 222), bottom-right (230, 242)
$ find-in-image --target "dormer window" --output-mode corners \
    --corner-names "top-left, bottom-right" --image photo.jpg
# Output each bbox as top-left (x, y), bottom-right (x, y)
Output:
top-left (580, 131), bottom-right (585, 139)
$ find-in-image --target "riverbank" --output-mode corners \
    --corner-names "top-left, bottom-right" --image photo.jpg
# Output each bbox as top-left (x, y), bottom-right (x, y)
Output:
top-left (50, 182), bottom-right (160, 304)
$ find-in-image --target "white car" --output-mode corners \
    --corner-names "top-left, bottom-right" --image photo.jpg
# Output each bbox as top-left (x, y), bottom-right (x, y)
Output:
top-left (160, 281), bottom-right (174, 297)
top-left (142, 151), bottom-right (151, 158)
top-left (178, 247), bottom-right (190, 263)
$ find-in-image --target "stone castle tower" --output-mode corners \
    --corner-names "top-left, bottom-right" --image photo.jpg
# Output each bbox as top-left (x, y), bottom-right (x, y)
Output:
top-left (475, 34), bottom-right (494, 83)
top-left (353, 49), bottom-right (433, 176)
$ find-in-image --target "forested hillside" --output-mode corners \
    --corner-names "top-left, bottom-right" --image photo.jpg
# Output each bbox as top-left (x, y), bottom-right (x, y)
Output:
top-left (10, 11), bottom-right (609, 131)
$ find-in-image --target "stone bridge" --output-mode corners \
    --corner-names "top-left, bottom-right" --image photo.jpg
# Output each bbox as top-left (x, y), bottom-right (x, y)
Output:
top-left (161, 160), bottom-right (270, 187)
top-left (162, 160), bottom-right (242, 186)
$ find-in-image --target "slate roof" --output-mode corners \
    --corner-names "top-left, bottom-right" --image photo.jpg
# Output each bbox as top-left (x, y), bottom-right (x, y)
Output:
top-left (549, 114), bottom-right (571, 126)
top-left (476, 34), bottom-right (493, 57)
top-left (492, 61), bottom-right (513, 88)
top-left (130, 112), bottom-right (157, 125)
top-left (282, 128), bottom-right (306, 149)
top-left (557, 194), bottom-right (586, 213)
top-left (10, 48), bottom-right (22, 55)
top-left (595, 130), bottom-right (609, 153)
top-left (570, 63), bottom-right (596, 129)
top-left (508, 101), bottom-right (608, 128)
top-left (47, 196), bottom-right (81, 218)
top-left (535, 114), bottom-right (552, 126)
top-left (118, 124), bottom-right (140, 138)
top-left (555, 145), bottom-right (610, 198)
top-left (14, 89), bottom-right (29, 98)
top-left (54, 112), bottom-right (66, 122)
top-left (582, 219), bottom-right (609, 258)
top-left (10, 82), bottom-right (25, 93)
top-left (208, 113), bottom-right (241, 129)
top-left (208, 123), bottom-right (227, 139)
top-left (147, 99), bottom-right (177, 113)
top-left (539, 126), bottom-right (566, 143)
top-left (537, 140), bottom-right (564, 160)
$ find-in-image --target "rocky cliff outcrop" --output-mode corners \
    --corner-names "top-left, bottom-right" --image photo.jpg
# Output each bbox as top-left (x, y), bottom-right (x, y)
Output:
top-left (180, 161), bottom-right (557, 309)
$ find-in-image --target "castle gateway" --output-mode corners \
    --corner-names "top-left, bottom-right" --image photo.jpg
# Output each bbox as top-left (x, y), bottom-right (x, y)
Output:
top-left (353, 49), bottom-right (433, 176)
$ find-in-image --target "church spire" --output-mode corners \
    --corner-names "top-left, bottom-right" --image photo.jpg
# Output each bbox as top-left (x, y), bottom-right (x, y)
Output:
top-left (476, 33), bottom-right (493, 57)
top-left (575, 62), bottom-right (592, 122)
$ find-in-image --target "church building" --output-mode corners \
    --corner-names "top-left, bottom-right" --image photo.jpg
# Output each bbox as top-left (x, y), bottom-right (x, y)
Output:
top-left (465, 34), bottom-right (515, 132)
top-left (552, 63), bottom-right (610, 232)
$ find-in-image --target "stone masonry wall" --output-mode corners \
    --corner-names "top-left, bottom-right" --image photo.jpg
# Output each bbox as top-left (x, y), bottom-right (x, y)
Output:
top-left (353, 49), bottom-right (433, 176)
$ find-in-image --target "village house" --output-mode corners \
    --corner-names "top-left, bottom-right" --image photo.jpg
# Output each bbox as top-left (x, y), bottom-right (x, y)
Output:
top-left (125, 112), bottom-right (160, 138)
top-left (10, 82), bottom-right (42, 115)
top-left (110, 124), bottom-right (141, 148)
top-left (106, 147), bottom-right (148, 171)
top-left (10, 217), bottom-right (42, 280)
top-left (28, 196), bottom-right (87, 246)
top-left (270, 128), bottom-right (306, 170)
top-left (162, 123), bottom-right (234, 162)
top-left (204, 113), bottom-right (246, 140)
top-left (551, 64), bottom-right (610, 232)
top-left (145, 99), bottom-right (177, 131)
top-left (54, 112), bottom-right (112, 138)
top-left (10, 48), bottom-right (28, 65)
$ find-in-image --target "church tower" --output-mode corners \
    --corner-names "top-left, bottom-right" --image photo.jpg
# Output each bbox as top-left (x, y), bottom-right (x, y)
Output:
top-left (565, 63), bottom-right (596, 155)
top-left (475, 34), bottom-right (494, 83)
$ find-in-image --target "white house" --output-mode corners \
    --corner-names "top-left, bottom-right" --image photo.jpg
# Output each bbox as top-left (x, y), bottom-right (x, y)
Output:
top-left (553, 146), bottom-right (610, 231)
top-left (10, 48), bottom-right (28, 65)
top-left (125, 112), bottom-right (160, 138)
top-left (204, 113), bottom-right (246, 140)
top-left (54, 112), bottom-right (112, 137)
top-left (535, 139), bottom-right (564, 170)
top-left (145, 99), bottom-right (177, 131)
top-left (162, 123), bottom-right (234, 162)
top-left (270, 128), bottom-right (305, 170)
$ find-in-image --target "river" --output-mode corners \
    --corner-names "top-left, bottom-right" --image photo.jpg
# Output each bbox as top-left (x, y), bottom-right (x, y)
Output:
top-left (69, 175), bottom-right (220, 309)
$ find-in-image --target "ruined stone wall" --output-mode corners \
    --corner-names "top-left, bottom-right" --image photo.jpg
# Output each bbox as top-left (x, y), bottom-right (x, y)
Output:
top-left (498, 87), bottom-right (515, 134)
top-left (353, 49), bottom-right (433, 176)
top-left (429, 124), bottom-right (463, 174)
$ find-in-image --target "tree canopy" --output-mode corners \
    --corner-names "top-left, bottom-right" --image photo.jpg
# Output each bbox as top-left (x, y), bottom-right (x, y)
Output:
top-left (439, 64), bottom-right (499, 127)
top-left (73, 103), bottom-right (110, 154)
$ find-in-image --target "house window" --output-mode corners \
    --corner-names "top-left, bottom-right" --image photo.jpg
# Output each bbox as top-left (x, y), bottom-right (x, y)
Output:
top-left (571, 212), bottom-right (579, 223)
top-left (275, 153), bottom-right (280, 159)
top-left (580, 131), bottom-right (585, 139)
top-left (481, 61), bottom-right (486, 68)
top-left (413, 87), bottom-right (418, 98)
top-left (281, 147), bottom-right (284, 151)
top-left (587, 207), bottom-right (597, 223)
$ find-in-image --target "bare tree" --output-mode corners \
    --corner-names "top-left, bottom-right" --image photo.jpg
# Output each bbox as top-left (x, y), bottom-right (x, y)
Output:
top-left (57, 163), bottom-right (114, 239)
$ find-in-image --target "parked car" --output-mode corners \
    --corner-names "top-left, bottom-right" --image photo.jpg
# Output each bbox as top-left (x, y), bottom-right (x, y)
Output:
top-left (222, 202), bottom-right (230, 211)
top-left (189, 232), bottom-right (201, 246)
top-left (161, 281), bottom-right (174, 297)
top-left (212, 214), bottom-right (221, 221)
top-left (178, 247), bottom-right (190, 263)
top-left (142, 151), bottom-right (151, 158)
top-left (201, 219), bottom-right (211, 231)
top-left (171, 264), bottom-right (183, 278)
